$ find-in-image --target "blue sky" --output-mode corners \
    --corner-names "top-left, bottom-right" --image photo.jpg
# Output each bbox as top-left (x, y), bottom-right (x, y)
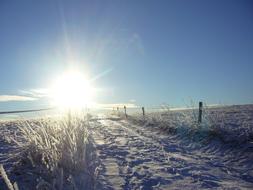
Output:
top-left (0, 0), bottom-right (253, 111)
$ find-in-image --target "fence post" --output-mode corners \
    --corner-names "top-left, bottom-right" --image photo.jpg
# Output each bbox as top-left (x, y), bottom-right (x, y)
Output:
top-left (116, 107), bottom-right (119, 116)
top-left (198, 101), bottom-right (203, 123)
top-left (142, 107), bottom-right (145, 116)
top-left (124, 105), bottom-right (127, 118)
top-left (68, 109), bottom-right (71, 127)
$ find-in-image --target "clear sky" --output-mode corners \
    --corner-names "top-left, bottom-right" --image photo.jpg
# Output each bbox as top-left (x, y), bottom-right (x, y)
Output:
top-left (0, 0), bottom-right (253, 111)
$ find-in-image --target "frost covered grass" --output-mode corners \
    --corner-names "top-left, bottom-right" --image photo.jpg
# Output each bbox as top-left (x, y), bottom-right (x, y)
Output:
top-left (127, 104), bottom-right (253, 144)
top-left (0, 115), bottom-right (97, 190)
top-left (0, 164), bottom-right (19, 190)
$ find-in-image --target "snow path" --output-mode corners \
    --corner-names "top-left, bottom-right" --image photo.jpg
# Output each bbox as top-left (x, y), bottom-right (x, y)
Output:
top-left (91, 118), bottom-right (253, 190)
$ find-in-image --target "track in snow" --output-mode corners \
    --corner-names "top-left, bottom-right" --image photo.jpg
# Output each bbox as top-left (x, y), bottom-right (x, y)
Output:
top-left (90, 117), bottom-right (253, 190)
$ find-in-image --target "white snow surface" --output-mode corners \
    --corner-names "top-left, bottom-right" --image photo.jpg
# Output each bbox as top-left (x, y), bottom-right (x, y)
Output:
top-left (91, 116), bottom-right (253, 190)
top-left (0, 105), bottom-right (253, 190)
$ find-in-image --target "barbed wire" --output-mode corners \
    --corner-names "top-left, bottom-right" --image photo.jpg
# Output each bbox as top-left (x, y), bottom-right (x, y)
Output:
top-left (0, 104), bottom-right (203, 115)
top-left (0, 106), bottom-right (163, 115)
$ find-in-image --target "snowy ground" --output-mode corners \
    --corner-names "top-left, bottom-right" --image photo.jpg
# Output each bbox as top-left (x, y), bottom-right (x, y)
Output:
top-left (91, 109), bottom-right (253, 189)
top-left (1, 105), bottom-right (253, 189)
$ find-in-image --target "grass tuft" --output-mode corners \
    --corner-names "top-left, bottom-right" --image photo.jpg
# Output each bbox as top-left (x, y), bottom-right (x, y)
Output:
top-left (4, 115), bottom-right (96, 189)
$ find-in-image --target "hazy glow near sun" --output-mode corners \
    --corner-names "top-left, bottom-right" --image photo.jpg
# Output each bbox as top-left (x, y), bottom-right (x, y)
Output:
top-left (50, 71), bottom-right (94, 109)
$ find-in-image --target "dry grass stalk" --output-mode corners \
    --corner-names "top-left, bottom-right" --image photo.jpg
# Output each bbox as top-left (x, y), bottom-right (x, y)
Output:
top-left (8, 115), bottom-right (92, 189)
top-left (0, 164), bottom-right (19, 190)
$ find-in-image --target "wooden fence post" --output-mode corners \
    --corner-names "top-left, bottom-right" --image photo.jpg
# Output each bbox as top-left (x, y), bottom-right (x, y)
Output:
top-left (198, 101), bottom-right (203, 123)
top-left (124, 105), bottom-right (127, 118)
top-left (68, 109), bottom-right (71, 127)
top-left (142, 107), bottom-right (145, 116)
top-left (117, 107), bottom-right (119, 116)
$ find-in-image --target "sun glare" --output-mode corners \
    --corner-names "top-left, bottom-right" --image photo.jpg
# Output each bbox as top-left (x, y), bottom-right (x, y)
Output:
top-left (50, 71), bottom-right (94, 109)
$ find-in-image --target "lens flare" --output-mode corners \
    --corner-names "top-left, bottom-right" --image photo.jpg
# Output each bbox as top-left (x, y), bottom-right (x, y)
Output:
top-left (50, 71), bottom-right (94, 109)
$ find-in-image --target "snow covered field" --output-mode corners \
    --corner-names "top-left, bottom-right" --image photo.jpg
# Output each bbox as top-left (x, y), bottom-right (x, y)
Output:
top-left (0, 105), bottom-right (253, 189)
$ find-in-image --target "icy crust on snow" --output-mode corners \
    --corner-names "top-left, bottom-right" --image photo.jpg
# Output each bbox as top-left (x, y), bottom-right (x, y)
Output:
top-left (92, 105), bottom-right (253, 190)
